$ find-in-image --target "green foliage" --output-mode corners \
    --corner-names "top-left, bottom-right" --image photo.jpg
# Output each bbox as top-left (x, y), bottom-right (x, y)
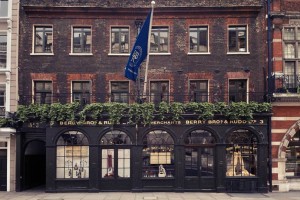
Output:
top-left (9, 101), bottom-right (272, 127)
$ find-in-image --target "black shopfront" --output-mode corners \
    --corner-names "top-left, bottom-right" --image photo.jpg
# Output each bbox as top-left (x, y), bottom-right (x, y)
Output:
top-left (16, 116), bottom-right (271, 193)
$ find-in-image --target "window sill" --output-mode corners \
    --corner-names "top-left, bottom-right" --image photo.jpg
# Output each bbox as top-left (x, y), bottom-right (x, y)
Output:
top-left (227, 52), bottom-right (250, 55)
top-left (188, 52), bottom-right (211, 55)
top-left (108, 53), bottom-right (130, 56)
top-left (30, 53), bottom-right (54, 56)
top-left (149, 53), bottom-right (171, 56)
top-left (69, 53), bottom-right (93, 56)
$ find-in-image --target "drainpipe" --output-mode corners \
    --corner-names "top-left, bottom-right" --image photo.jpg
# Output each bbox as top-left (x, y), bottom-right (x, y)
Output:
top-left (267, 0), bottom-right (273, 192)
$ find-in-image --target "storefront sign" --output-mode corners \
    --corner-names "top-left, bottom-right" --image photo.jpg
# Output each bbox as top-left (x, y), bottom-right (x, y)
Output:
top-left (26, 119), bottom-right (266, 128)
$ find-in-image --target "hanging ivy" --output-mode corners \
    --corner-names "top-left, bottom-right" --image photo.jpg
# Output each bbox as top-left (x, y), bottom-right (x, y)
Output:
top-left (10, 101), bottom-right (272, 126)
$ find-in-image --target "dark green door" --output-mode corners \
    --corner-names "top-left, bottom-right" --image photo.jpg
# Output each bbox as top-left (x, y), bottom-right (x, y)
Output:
top-left (0, 149), bottom-right (7, 191)
top-left (184, 146), bottom-right (215, 190)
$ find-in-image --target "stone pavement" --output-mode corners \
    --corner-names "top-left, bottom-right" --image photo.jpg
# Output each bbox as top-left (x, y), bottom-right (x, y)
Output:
top-left (0, 191), bottom-right (300, 200)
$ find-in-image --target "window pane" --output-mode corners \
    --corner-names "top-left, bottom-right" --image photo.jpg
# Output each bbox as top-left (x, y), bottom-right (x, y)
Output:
top-left (34, 81), bottom-right (52, 104)
top-left (111, 82), bottom-right (129, 103)
top-left (189, 80), bottom-right (208, 102)
top-left (284, 43), bottom-right (295, 58)
top-left (102, 149), bottom-right (114, 178)
top-left (0, 0), bottom-right (8, 17)
top-left (284, 28), bottom-right (295, 40)
top-left (150, 81), bottom-right (169, 104)
top-left (226, 130), bottom-right (257, 177)
top-left (0, 33), bottom-right (7, 69)
top-left (143, 130), bottom-right (174, 178)
top-left (228, 26), bottom-right (247, 52)
top-left (189, 27), bottom-right (208, 52)
top-left (73, 27), bottom-right (91, 53)
top-left (284, 62), bottom-right (296, 88)
top-left (34, 27), bottom-right (53, 53)
top-left (229, 79), bottom-right (247, 102)
top-left (56, 131), bottom-right (89, 179)
top-left (100, 130), bottom-right (132, 145)
top-left (111, 27), bottom-right (129, 53)
top-left (150, 27), bottom-right (169, 53)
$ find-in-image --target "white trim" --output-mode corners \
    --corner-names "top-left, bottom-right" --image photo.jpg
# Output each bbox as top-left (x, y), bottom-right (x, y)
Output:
top-left (272, 129), bottom-right (288, 133)
top-left (109, 26), bottom-right (130, 55)
top-left (108, 53), bottom-right (130, 56)
top-left (227, 52), bottom-right (250, 55)
top-left (69, 53), bottom-right (93, 56)
top-left (272, 117), bottom-right (300, 121)
top-left (187, 52), bottom-right (211, 55)
top-left (30, 53), bottom-right (54, 56)
top-left (149, 53), bottom-right (171, 56)
top-left (272, 142), bottom-right (281, 145)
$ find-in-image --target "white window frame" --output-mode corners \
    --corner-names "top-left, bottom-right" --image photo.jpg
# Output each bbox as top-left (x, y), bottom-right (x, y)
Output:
top-left (227, 25), bottom-right (250, 55)
top-left (71, 80), bottom-right (92, 103)
top-left (69, 26), bottom-right (93, 56)
top-left (149, 26), bottom-right (171, 55)
top-left (109, 26), bottom-right (130, 56)
top-left (31, 25), bottom-right (54, 55)
top-left (188, 25), bottom-right (211, 55)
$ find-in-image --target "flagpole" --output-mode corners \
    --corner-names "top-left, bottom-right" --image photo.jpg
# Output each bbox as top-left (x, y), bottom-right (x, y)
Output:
top-left (142, 1), bottom-right (155, 101)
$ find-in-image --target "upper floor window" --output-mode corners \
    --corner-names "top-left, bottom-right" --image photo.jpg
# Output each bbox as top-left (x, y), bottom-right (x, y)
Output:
top-left (110, 81), bottom-right (129, 103)
top-left (189, 80), bottom-right (208, 102)
top-left (72, 27), bottom-right (91, 53)
top-left (150, 27), bottom-right (169, 53)
top-left (283, 27), bottom-right (300, 90)
top-left (150, 81), bottom-right (169, 104)
top-left (229, 79), bottom-right (247, 102)
top-left (0, 0), bottom-right (8, 17)
top-left (189, 26), bottom-right (208, 53)
top-left (111, 27), bottom-right (129, 54)
top-left (34, 26), bottom-right (53, 53)
top-left (0, 33), bottom-right (7, 69)
top-left (228, 26), bottom-right (247, 53)
top-left (0, 84), bottom-right (5, 117)
top-left (34, 81), bottom-right (52, 104)
top-left (72, 81), bottom-right (91, 105)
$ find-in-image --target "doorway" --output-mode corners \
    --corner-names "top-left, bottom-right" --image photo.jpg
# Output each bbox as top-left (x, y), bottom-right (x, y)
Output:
top-left (0, 149), bottom-right (7, 191)
top-left (23, 140), bottom-right (46, 190)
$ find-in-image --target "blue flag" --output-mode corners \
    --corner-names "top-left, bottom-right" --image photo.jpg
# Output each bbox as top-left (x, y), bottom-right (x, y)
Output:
top-left (124, 11), bottom-right (151, 81)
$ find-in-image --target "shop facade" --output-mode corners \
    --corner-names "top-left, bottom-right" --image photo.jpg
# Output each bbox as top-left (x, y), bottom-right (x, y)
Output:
top-left (17, 115), bottom-right (271, 193)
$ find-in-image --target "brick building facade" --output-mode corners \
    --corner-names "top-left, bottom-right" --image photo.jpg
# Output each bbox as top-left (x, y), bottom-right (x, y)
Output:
top-left (17, 0), bottom-right (271, 192)
top-left (270, 0), bottom-right (300, 192)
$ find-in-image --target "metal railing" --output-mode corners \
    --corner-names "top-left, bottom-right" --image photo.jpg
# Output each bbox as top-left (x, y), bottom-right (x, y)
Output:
top-left (18, 92), bottom-right (269, 106)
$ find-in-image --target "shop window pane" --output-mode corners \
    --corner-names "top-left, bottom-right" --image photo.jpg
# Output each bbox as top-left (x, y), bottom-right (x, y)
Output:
top-left (226, 129), bottom-right (257, 177)
top-left (56, 131), bottom-right (89, 179)
top-left (286, 131), bottom-right (300, 177)
top-left (142, 130), bottom-right (174, 178)
top-left (102, 149), bottom-right (114, 178)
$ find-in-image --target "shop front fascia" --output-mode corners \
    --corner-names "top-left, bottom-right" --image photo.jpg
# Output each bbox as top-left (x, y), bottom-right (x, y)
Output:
top-left (20, 114), bottom-right (270, 193)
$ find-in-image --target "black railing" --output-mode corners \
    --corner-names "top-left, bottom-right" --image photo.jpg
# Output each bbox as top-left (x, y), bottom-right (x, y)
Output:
top-left (271, 73), bottom-right (300, 94)
top-left (18, 92), bottom-right (269, 106)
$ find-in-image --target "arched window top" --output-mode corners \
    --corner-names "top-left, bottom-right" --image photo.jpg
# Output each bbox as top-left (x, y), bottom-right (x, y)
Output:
top-left (143, 130), bottom-right (174, 145)
top-left (226, 129), bottom-right (258, 144)
top-left (100, 130), bottom-right (132, 145)
top-left (185, 129), bottom-right (216, 145)
top-left (57, 131), bottom-right (89, 145)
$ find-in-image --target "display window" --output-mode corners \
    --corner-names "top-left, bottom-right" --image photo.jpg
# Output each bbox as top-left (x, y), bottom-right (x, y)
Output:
top-left (56, 131), bottom-right (89, 179)
top-left (142, 130), bottom-right (175, 178)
